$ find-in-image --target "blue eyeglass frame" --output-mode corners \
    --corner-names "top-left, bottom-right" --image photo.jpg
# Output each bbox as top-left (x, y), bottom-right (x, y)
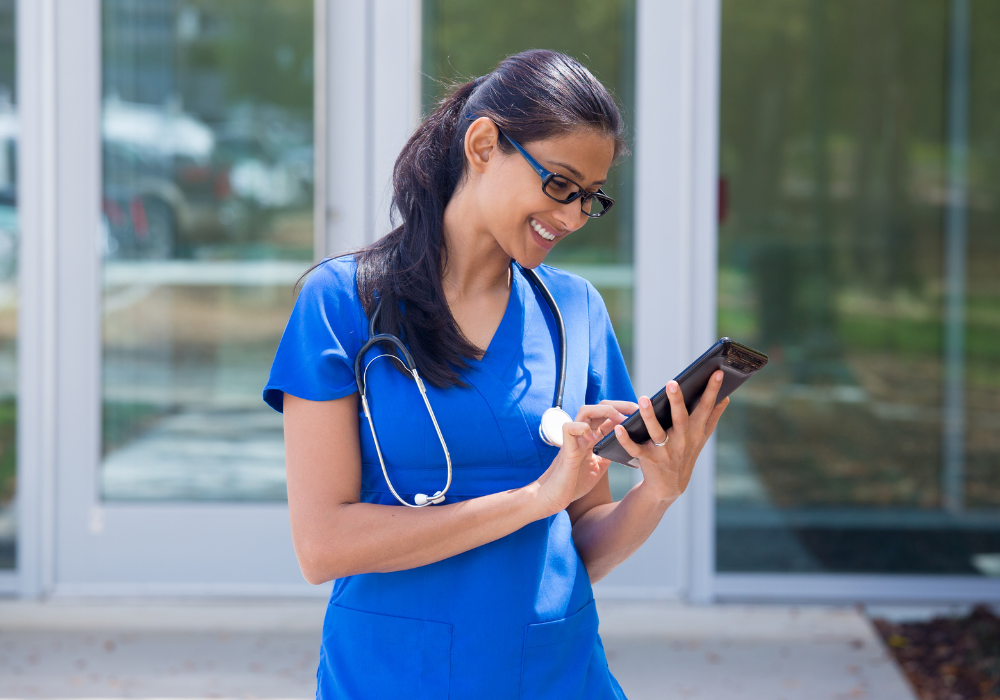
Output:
top-left (464, 115), bottom-right (615, 218)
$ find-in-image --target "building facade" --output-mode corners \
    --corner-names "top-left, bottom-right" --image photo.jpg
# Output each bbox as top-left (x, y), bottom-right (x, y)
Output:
top-left (4, 0), bottom-right (998, 602)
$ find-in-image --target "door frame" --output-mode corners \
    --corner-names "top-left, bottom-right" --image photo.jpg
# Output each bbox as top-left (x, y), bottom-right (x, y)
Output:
top-left (592, 0), bottom-right (722, 602)
top-left (15, 0), bottom-right (422, 597)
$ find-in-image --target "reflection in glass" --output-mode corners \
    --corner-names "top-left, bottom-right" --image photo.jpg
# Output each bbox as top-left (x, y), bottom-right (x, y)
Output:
top-left (423, 0), bottom-right (636, 499)
top-left (717, 0), bottom-right (1000, 574)
top-left (100, 0), bottom-right (313, 501)
top-left (0, 0), bottom-right (13, 568)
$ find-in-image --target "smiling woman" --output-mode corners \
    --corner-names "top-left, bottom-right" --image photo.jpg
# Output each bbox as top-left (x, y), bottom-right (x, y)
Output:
top-left (266, 48), bottom-right (729, 699)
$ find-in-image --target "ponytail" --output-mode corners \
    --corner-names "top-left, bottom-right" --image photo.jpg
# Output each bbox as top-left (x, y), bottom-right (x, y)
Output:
top-left (354, 76), bottom-right (483, 388)
top-left (347, 50), bottom-right (625, 388)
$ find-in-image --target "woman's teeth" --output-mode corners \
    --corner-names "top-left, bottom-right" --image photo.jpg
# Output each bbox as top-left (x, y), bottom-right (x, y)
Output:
top-left (531, 218), bottom-right (556, 241)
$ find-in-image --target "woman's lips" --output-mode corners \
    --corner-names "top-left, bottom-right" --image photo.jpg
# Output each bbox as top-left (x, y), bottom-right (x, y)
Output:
top-left (529, 217), bottom-right (559, 249)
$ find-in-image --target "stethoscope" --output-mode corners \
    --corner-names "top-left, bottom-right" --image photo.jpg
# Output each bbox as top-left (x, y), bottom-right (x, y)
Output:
top-left (353, 262), bottom-right (570, 507)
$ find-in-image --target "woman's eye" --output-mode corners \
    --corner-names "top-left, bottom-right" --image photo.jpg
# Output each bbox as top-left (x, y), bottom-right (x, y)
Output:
top-left (548, 177), bottom-right (571, 193)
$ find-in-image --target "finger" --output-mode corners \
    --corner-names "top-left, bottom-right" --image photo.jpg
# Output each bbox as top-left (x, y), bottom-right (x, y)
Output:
top-left (592, 404), bottom-right (631, 439)
top-left (600, 399), bottom-right (640, 416)
top-left (563, 420), bottom-right (601, 449)
top-left (704, 396), bottom-right (730, 437)
top-left (584, 453), bottom-right (611, 480)
top-left (576, 404), bottom-right (626, 431)
top-left (594, 455), bottom-right (611, 480)
top-left (613, 424), bottom-right (644, 460)
top-left (692, 370), bottom-right (725, 424)
top-left (593, 417), bottom-right (615, 439)
top-left (637, 395), bottom-right (667, 445)
top-left (666, 379), bottom-right (689, 431)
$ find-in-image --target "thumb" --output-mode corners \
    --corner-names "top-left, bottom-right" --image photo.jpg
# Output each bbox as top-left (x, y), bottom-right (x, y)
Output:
top-left (561, 421), bottom-right (598, 458)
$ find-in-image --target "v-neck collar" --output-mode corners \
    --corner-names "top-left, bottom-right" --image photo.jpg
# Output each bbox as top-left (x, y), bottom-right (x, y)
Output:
top-left (466, 263), bottom-right (529, 380)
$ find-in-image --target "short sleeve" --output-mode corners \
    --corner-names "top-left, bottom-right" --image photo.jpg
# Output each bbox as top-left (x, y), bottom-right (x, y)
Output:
top-left (585, 281), bottom-right (637, 405)
top-left (262, 257), bottom-right (364, 412)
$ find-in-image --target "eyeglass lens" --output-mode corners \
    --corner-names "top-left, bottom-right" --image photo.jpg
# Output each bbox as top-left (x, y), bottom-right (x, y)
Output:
top-left (542, 176), bottom-right (610, 217)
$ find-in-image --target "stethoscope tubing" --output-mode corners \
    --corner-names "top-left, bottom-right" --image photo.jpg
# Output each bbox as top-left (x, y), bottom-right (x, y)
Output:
top-left (520, 265), bottom-right (567, 410)
top-left (354, 262), bottom-right (566, 507)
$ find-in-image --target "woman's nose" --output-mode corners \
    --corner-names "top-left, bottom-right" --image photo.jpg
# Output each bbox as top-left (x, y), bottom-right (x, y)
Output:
top-left (553, 200), bottom-right (586, 232)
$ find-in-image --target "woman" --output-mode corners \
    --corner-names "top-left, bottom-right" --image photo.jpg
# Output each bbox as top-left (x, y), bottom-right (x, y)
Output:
top-left (263, 49), bottom-right (728, 699)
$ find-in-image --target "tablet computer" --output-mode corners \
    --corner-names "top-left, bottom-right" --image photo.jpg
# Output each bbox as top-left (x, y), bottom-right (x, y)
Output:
top-left (593, 338), bottom-right (768, 467)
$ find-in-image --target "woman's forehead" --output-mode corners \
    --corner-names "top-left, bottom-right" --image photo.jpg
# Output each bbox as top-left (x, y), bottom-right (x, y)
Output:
top-left (522, 130), bottom-right (615, 186)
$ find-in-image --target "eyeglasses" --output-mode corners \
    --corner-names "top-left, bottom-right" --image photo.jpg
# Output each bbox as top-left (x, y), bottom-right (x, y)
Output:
top-left (465, 115), bottom-right (615, 218)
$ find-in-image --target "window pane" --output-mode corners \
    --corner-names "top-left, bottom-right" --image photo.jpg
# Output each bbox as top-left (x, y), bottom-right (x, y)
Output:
top-left (0, 0), bottom-right (14, 569)
top-left (100, 0), bottom-right (313, 501)
top-left (423, 0), bottom-right (636, 500)
top-left (717, 0), bottom-right (1000, 574)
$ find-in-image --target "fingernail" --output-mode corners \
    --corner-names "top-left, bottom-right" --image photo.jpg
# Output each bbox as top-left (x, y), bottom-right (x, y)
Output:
top-left (615, 425), bottom-right (624, 435)
top-left (667, 382), bottom-right (678, 394)
top-left (639, 396), bottom-right (650, 408)
top-left (715, 371), bottom-right (723, 382)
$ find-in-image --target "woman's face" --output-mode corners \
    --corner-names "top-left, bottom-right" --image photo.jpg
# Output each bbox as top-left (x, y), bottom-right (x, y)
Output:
top-left (463, 120), bottom-right (616, 270)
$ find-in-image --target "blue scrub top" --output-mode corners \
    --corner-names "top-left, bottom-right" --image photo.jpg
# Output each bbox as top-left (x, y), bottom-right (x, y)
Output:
top-left (264, 256), bottom-right (636, 700)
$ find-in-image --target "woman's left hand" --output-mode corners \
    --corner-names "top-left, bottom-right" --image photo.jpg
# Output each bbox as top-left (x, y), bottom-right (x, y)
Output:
top-left (612, 371), bottom-right (730, 504)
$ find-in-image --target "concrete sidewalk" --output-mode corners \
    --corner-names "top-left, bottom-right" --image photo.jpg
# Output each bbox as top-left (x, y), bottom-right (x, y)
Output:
top-left (0, 599), bottom-right (916, 699)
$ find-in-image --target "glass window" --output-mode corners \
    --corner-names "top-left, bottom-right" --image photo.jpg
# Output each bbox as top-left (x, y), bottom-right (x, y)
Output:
top-left (0, 0), bottom-right (14, 569)
top-left (100, 0), bottom-right (313, 501)
top-left (716, 0), bottom-right (1000, 574)
top-left (423, 0), bottom-right (636, 499)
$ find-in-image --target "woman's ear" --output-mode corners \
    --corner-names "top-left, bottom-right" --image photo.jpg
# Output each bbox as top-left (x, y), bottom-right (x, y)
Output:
top-left (464, 117), bottom-right (500, 175)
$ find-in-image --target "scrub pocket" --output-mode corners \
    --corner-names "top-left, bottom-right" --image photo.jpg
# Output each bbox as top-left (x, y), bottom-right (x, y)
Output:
top-left (320, 604), bottom-right (452, 699)
top-left (519, 599), bottom-right (602, 699)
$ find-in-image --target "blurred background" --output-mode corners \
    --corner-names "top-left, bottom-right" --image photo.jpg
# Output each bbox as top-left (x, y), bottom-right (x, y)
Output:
top-left (1, 0), bottom-right (998, 604)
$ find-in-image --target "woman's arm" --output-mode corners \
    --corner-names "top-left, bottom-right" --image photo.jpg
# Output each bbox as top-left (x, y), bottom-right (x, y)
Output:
top-left (283, 392), bottom-right (620, 584)
top-left (569, 374), bottom-right (729, 583)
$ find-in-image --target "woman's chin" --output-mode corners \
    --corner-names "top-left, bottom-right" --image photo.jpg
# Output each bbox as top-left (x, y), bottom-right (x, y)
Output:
top-left (514, 249), bottom-right (550, 270)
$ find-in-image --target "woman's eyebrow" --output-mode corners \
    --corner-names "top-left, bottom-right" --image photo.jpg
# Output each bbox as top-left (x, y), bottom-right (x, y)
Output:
top-left (548, 160), bottom-right (606, 187)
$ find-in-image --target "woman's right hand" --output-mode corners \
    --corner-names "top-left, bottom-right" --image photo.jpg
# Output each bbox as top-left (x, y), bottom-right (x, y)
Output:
top-left (534, 404), bottom-right (628, 516)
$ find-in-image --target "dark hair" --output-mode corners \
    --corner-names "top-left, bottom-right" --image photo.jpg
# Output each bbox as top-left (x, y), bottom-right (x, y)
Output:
top-left (347, 50), bottom-right (626, 387)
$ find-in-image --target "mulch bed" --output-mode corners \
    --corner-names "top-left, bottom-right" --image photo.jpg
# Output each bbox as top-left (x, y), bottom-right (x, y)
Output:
top-left (873, 606), bottom-right (1000, 700)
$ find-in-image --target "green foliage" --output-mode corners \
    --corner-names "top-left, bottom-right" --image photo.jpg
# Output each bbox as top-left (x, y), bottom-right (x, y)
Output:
top-left (0, 399), bottom-right (14, 506)
top-left (717, 0), bottom-right (1000, 523)
top-left (197, 0), bottom-right (313, 117)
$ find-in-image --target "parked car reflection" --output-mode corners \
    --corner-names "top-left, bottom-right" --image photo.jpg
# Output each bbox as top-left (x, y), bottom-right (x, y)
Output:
top-left (102, 97), bottom-right (250, 259)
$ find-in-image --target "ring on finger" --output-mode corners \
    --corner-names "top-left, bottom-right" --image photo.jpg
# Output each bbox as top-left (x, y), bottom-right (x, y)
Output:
top-left (653, 436), bottom-right (668, 447)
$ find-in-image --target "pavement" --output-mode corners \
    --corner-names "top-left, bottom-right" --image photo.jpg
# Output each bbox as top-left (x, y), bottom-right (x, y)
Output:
top-left (0, 598), bottom-right (917, 700)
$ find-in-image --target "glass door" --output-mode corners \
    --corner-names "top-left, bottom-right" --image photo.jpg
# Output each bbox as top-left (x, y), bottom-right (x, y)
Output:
top-left (54, 0), bottom-right (318, 593)
top-left (716, 0), bottom-right (1000, 579)
top-left (99, 0), bottom-right (313, 503)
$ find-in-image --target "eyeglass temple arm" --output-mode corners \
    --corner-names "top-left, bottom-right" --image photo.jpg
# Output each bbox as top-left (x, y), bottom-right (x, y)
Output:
top-left (465, 114), bottom-right (551, 180)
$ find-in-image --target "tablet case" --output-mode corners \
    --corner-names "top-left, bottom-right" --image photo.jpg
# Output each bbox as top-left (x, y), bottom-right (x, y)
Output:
top-left (593, 338), bottom-right (768, 467)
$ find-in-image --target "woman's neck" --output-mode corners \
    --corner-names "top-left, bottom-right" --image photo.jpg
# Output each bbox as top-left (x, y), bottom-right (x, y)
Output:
top-left (440, 188), bottom-right (511, 300)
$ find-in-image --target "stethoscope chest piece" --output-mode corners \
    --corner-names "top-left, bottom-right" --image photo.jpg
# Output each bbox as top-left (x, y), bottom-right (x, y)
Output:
top-left (539, 406), bottom-right (572, 447)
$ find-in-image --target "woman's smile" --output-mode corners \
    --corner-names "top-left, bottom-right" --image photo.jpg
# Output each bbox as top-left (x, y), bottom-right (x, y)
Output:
top-left (529, 216), bottom-right (563, 249)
